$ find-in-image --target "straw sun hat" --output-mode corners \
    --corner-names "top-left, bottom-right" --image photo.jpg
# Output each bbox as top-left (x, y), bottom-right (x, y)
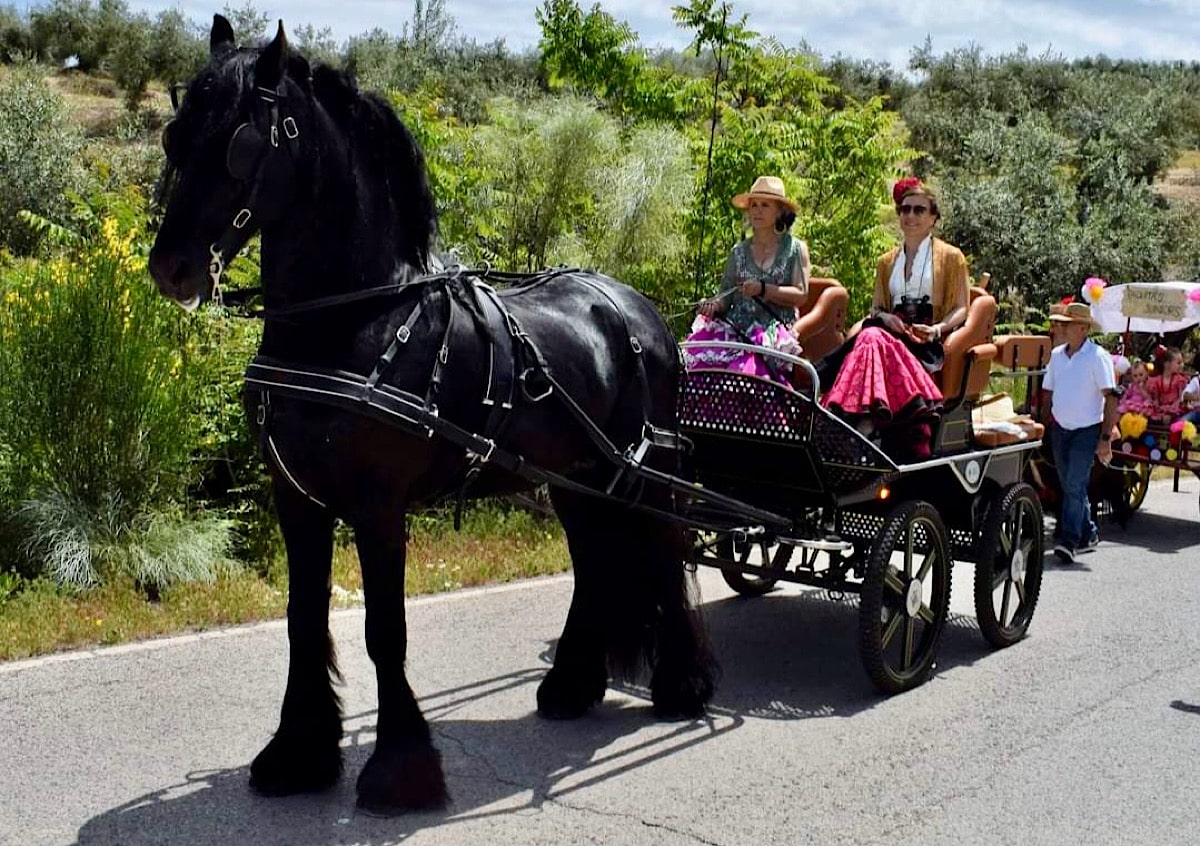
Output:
top-left (732, 175), bottom-right (798, 212)
top-left (1048, 301), bottom-right (1101, 332)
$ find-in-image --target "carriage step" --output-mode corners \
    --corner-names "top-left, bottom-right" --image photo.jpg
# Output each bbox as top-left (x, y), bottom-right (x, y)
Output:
top-left (777, 535), bottom-right (855, 553)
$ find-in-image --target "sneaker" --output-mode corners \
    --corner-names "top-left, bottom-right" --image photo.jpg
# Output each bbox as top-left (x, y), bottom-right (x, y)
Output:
top-left (1053, 543), bottom-right (1076, 565)
top-left (1077, 530), bottom-right (1100, 553)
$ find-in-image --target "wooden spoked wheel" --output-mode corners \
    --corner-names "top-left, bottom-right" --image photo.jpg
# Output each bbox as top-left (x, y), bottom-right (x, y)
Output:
top-left (858, 501), bottom-right (952, 694)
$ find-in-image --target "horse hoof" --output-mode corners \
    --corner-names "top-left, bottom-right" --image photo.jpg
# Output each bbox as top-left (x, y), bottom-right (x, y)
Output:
top-left (536, 668), bottom-right (605, 720)
top-left (355, 741), bottom-right (449, 814)
top-left (249, 733), bottom-right (342, 796)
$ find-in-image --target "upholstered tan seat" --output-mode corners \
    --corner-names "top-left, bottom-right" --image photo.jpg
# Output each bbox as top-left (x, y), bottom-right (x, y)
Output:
top-left (792, 277), bottom-right (848, 361)
top-left (938, 283), bottom-right (998, 403)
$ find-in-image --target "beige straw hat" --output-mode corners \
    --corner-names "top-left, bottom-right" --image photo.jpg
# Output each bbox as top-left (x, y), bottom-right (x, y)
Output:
top-left (731, 175), bottom-right (798, 212)
top-left (1048, 301), bottom-right (1101, 332)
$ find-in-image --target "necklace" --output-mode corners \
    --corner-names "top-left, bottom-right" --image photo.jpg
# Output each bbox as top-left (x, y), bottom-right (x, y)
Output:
top-left (902, 240), bottom-right (933, 302)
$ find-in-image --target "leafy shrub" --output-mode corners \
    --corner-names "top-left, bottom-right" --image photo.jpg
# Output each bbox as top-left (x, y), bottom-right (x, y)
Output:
top-left (0, 62), bottom-right (83, 253)
top-left (468, 96), bottom-right (619, 271)
top-left (0, 207), bottom-right (232, 588)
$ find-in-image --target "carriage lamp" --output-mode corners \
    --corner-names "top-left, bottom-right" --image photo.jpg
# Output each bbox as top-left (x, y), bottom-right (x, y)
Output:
top-left (877, 486), bottom-right (891, 501)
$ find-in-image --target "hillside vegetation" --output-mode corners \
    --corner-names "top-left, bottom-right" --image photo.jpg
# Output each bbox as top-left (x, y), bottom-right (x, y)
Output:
top-left (2, 0), bottom-right (1199, 655)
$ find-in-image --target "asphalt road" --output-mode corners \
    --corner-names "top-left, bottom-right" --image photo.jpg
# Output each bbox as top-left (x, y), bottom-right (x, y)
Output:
top-left (2, 479), bottom-right (1199, 846)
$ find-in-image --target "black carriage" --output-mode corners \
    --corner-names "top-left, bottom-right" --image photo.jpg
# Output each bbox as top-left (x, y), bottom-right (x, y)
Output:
top-left (676, 343), bottom-right (1044, 694)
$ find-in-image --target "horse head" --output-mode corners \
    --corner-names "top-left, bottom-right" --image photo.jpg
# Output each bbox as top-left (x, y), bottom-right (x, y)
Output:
top-left (149, 14), bottom-right (435, 311)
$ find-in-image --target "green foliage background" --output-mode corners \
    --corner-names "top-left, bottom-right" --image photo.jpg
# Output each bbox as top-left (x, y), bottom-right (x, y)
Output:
top-left (1, 0), bottom-right (1199, 595)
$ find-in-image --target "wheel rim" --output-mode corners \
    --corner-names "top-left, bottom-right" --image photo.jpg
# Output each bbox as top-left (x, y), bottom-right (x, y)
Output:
top-left (1126, 461), bottom-right (1150, 511)
top-left (986, 496), bottom-right (1039, 633)
top-left (876, 515), bottom-right (946, 678)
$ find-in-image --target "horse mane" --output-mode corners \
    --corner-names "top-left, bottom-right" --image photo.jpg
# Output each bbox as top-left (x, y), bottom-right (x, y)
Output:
top-left (310, 64), bottom-right (437, 272)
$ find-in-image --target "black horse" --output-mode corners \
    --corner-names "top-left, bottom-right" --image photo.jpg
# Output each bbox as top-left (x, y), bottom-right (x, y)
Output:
top-left (148, 15), bottom-right (715, 814)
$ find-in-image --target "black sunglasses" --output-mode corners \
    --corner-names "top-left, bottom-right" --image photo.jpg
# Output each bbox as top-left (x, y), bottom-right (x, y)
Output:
top-left (898, 204), bottom-right (930, 216)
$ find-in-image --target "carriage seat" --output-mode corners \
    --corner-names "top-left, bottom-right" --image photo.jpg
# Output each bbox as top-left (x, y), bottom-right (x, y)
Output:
top-left (992, 334), bottom-right (1052, 370)
top-left (938, 283), bottom-right (998, 403)
top-left (791, 277), bottom-right (848, 361)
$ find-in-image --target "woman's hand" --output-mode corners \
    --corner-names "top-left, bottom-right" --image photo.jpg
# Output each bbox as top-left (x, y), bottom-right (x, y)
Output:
top-left (698, 297), bottom-right (722, 318)
top-left (911, 323), bottom-right (942, 343)
top-left (739, 279), bottom-right (764, 299)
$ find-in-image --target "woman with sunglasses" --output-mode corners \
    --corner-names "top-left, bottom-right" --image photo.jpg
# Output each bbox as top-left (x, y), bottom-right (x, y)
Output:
top-left (818, 177), bottom-right (969, 456)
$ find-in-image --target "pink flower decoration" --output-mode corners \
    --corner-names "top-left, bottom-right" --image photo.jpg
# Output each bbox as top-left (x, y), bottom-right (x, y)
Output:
top-left (1188, 287), bottom-right (1200, 303)
top-left (1082, 276), bottom-right (1107, 304)
top-left (1171, 419), bottom-right (1186, 434)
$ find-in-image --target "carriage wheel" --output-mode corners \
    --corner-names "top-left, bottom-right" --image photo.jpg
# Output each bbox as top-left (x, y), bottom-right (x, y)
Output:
top-left (858, 501), bottom-right (952, 694)
top-left (1123, 460), bottom-right (1151, 513)
top-left (716, 535), bottom-right (793, 597)
top-left (973, 483), bottom-right (1044, 649)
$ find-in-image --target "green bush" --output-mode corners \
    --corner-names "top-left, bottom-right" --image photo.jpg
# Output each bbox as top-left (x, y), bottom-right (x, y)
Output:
top-left (0, 210), bottom-right (232, 588)
top-left (0, 63), bottom-right (83, 253)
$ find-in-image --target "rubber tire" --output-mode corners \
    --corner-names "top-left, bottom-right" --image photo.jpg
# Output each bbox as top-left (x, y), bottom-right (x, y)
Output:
top-left (717, 536), bottom-right (793, 597)
top-left (858, 500), bottom-right (952, 695)
top-left (973, 482), bottom-right (1044, 649)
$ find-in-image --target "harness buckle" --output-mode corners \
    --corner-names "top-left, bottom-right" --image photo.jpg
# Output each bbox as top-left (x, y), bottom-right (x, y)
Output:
top-left (396, 325), bottom-right (411, 343)
top-left (282, 116), bottom-right (299, 140)
top-left (520, 368), bottom-right (553, 402)
top-left (630, 336), bottom-right (643, 354)
top-left (232, 208), bottom-right (252, 229)
top-left (469, 439), bottom-right (497, 464)
top-left (270, 124), bottom-right (279, 148)
top-left (438, 346), bottom-right (449, 364)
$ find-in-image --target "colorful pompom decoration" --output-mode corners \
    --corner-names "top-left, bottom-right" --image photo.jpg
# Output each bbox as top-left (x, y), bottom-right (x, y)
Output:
top-left (1119, 412), bottom-right (1148, 439)
top-left (1082, 276), bottom-right (1107, 304)
top-left (1112, 353), bottom-right (1131, 377)
top-left (1170, 419), bottom-right (1198, 445)
top-left (1189, 287), bottom-right (1200, 303)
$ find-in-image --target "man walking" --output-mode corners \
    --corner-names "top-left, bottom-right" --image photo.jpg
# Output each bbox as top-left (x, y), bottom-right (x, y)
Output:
top-left (1043, 302), bottom-right (1121, 564)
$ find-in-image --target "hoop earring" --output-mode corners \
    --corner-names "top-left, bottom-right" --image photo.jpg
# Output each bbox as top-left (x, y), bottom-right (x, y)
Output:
top-left (773, 219), bottom-right (787, 235)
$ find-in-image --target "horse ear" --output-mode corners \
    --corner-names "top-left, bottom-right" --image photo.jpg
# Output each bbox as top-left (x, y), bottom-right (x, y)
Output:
top-left (210, 14), bottom-right (235, 55)
top-left (256, 21), bottom-right (289, 89)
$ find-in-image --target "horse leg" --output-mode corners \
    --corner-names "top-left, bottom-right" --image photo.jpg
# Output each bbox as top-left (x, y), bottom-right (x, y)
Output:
top-left (353, 517), bottom-right (449, 814)
top-left (249, 481), bottom-right (343, 796)
top-left (539, 488), bottom-right (715, 720)
top-left (535, 488), bottom-right (612, 719)
top-left (637, 509), bottom-right (716, 719)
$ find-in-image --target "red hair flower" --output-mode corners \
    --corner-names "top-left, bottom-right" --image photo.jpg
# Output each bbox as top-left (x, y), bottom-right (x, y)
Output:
top-left (892, 177), bottom-right (923, 204)
top-left (1060, 295), bottom-right (1076, 305)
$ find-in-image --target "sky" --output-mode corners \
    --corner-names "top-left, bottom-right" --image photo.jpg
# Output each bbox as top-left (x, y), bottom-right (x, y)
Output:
top-left (14, 0), bottom-right (1200, 69)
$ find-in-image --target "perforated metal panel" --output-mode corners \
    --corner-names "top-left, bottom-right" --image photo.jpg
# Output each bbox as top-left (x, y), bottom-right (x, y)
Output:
top-left (679, 370), bottom-right (813, 442)
top-left (680, 369), bottom-right (896, 498)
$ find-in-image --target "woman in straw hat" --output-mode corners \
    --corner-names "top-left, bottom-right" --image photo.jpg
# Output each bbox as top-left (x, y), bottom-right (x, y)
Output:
top-left (683, 175), bottom-right (810, 383)
top-left (817, 177), bottom-right (969, 456)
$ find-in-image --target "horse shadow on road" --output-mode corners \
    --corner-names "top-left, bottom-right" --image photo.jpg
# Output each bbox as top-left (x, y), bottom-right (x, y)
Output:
top-left (71, 670), bottom-right (739, 846)
top-left (72, 586), bottom-right (996, 846)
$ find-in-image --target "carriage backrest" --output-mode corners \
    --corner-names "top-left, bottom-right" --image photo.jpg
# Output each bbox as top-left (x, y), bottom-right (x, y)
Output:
top-left (939, 282), bottom-right (998, 402)
top-left (792, 277), bottom-right (848, 361)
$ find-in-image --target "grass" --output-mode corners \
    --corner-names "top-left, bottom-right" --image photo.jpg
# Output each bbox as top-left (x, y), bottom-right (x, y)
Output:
top-left (0, 507), bottom-right (569, 662)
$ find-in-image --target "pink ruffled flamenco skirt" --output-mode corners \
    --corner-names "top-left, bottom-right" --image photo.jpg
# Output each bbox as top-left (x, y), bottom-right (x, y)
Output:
top-left (821, 326), bottom-right (943, 419)
top-left (681, 314), bottom-right (801, 386)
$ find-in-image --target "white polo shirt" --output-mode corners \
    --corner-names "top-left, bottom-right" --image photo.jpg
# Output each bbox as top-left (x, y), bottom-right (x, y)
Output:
top-left (1044, 339), bottom-right (1116, 430)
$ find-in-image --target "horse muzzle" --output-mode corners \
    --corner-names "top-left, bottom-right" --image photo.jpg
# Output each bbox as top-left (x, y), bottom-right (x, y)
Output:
top-left (148, 244), bottom-right (212, 311)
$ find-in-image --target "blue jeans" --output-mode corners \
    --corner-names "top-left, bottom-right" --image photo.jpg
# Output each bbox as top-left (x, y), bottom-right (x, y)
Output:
top-left (1184, 409), bottom-right (1200, 427)
top-left (1052, 422), bottom-right (1100, 548)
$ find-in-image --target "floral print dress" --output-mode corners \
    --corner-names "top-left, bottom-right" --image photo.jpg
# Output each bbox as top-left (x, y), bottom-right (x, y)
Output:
top-left (682, 235), bottom-right (804, 383)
